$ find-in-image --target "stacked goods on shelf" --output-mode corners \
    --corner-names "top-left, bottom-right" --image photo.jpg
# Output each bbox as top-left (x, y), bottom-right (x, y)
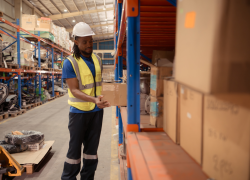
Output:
top-left (146, 50), bottom-right (174, 127)
top-left (161, 0), bottom-right (250, 180)
top-left (21, 14), bottom-right (74, 52)
top-left (2, 41), bottom-right (14, 65)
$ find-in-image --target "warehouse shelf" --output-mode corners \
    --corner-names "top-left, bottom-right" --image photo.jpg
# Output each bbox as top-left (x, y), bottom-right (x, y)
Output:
top-left (112, 0), bottom-right (203, 180)
top-left (127, 132), bottom-right (208, 180)
top-left (0, 17), bottom-right (68, 109)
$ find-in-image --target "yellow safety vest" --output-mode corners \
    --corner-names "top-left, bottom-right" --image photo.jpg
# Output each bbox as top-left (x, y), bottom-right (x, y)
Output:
top-left (67, 54), bottom-right (102, 111)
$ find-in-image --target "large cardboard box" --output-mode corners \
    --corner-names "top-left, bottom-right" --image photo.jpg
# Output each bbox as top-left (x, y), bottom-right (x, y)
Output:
top-left (175, 0), bottom-right (250, 93)
top-left (35, 17), bottom-right (52, 33)
top-left (203, 94), bottom-right (250, 180)
top-left (179, 85), bottom-right (203, 165)
top-left (150, 66), bottom-right (173, 97)
top-left (21, 15), bottom-right (38, 31)
top-left (150, 96), bottom-right (163, 127)
top-left (163, 79), bottom-right (180, 144)
top-left (101, 83), bottom-right (127, 106)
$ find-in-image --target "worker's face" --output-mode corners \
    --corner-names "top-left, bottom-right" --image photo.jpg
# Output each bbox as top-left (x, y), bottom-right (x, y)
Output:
top-left (75, 36), bottom-right (93, 56)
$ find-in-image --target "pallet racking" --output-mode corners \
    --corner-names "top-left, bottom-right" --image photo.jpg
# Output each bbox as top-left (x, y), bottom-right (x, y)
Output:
top-left (0, 17), bottom-right (70, 109)
top-left (113, 0), bottom-right (208, 179)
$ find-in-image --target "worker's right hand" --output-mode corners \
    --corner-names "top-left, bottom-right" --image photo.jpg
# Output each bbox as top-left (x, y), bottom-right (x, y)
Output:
top-left (95, 95), bottom-right (110, 109)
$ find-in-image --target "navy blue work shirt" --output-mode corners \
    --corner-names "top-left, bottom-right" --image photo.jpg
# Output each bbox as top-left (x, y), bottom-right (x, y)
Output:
top-left (62, 54), bottom-right (102, 113)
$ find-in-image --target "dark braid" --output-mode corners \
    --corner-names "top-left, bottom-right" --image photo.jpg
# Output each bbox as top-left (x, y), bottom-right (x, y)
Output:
top-left (73, 36), bottom-right (81, 59)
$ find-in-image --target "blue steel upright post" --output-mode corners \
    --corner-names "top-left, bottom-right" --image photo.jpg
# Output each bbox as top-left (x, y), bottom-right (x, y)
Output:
top-left (16, 19), bottom-right (22, 108)
top-left (38, 31), bottom-right (41, 100)
top-left (52, 48), bottom-right (55, 97)
top-left (117, 0), bottom-right (123, 146)
top-left (61, 51), bottom-right (63, 88)
top-left (115, 0), bottom-right (119, 120)
top-left (126, 0), bottom-right (140, 179)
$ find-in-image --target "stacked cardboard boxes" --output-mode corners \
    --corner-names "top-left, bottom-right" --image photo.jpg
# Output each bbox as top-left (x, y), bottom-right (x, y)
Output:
top-left (161, 0), bottom-right (250, 179)
top-left (142, 52), bottom-right (173, 128)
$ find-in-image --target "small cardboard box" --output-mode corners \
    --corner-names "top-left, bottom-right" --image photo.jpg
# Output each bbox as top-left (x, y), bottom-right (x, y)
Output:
top-left (140, 59), bottom-right (173, 97)
top-left (21, 15), bottom-right (38, 31)
top-left (175, 0), bottom-right (250, 93)
top-left (179, 85), bottom-right (203, 165)
top-left (203, 94), bottom-right (250, 180)
top-left (150, 96), bottom-right (163, 127)
top-left (27, 140), bottom-right (44, 151)
top-left (152, 50), bottom-right (175, 66)
top-left (163, 79), bottom-right (180, 144)
top-left (101, 83), bottom-right (127, 106)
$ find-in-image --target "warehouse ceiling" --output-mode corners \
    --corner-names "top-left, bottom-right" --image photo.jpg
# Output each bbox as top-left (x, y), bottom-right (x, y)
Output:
top-left (27, 0), bottom-right (114, 41)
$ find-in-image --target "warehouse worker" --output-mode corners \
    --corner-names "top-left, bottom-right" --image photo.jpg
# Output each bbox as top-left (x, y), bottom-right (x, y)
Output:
top-left (61, 22), bottom-right (110, 180)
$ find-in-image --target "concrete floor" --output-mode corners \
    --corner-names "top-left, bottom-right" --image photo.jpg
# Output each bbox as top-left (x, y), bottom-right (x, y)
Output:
top-left (0, 95), bottom-right (119, 180)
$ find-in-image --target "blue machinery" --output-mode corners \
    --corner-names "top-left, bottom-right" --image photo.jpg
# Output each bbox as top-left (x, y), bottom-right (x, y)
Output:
top-left (0, 17), bottom-right (70, 109)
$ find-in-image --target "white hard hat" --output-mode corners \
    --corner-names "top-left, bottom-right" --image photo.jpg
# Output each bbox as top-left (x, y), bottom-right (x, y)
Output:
top-left (72, 22), bottom-right (95, 38)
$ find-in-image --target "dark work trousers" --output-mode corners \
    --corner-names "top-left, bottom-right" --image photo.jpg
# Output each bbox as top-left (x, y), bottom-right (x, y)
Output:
top-left (61, 110), bottom-right (104, 180)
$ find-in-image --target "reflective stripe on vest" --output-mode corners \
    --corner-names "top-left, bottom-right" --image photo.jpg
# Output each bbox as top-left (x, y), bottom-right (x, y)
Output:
top-left (67, 56), bottom-right (102, 91)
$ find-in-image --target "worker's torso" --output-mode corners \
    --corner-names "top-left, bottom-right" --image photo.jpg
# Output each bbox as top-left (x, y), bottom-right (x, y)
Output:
top-left (67, 54), bottom-right (102, 111)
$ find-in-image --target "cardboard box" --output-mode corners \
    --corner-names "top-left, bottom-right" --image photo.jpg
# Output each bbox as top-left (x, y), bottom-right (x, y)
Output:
top-left (101, 83), bottom-right (127, 106)
top-left (163, 79), bottom-right (180, 144)
top-left (203, 94), bottom-right (250, 180)
top-left (175, 0), bottom-right (250, 93)
top-left (35, 17), bottom-right (52, 33)
top-left (152, 50), bottom-right (175, 66)
top-left (27, 140), bottom-right (44, 151)
top-left (150, 66), bottom-right (173, 97)
top-left (21, 15), bottom-right (38, 31)
top-left (150, 96), bottom-right (163, 127)
top-left (179, 85), bottom-right (203, 165)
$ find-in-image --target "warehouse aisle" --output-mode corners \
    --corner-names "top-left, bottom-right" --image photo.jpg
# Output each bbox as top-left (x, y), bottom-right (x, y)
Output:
top-left (0, 95), bottom-right (119, 180)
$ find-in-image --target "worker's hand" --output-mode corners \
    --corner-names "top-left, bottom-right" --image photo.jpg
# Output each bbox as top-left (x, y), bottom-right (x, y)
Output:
top-left (95, 95), bottom-right (110, 109)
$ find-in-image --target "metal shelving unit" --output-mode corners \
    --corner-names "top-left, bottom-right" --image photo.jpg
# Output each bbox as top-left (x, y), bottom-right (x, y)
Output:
top-left (113, 0), bottom-right (181, 179)
top-left (0, 17), bottom-right (70, 109)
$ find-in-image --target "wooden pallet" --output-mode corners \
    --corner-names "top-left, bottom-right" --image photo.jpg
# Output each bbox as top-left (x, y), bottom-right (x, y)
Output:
top-left (22, 104), bottom-right (32, 110)
top-left (36, 102), bottom-right (42, 106)
top-left (22, 146), bottom-right (53, 174)
top-left (30, 103), bottom-right (37, 108)
top-left (8, 109), bottom-right (26, 117)
top-left (7, 63), bottom-right (19, 69)
top-left (48, 97), bottom-right (55, 101)
top-left (21, 65), bottom-right (31, 70)
top-left (48, 68), bottom-right (53, 71)
top-left (30, 67), bottom-right (40, 70)
top-left (0, 112), bottom-right (9, 121)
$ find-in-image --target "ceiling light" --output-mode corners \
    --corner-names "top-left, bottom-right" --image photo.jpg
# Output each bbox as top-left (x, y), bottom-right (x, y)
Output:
top-left (72, 20), bottom-right (75, 22)
top-left (64, 9), bottom-right (67, 12)
top-left (106, 26), bottom-right (108, 28)
top-left (103, 7), bottom-right (106, 10)
top-left (105, 19), bottom-right (107, 21)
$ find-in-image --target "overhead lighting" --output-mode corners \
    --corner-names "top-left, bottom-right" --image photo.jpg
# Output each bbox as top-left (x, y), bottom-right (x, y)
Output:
top-left (103, 7), bottom-right (106, 10)
top-left (64, 9), bottom-right (67, 12)
top-left (106, 26), bottom-right (108, 28)
top-left (72, 20), bottom-right (76, 22)
top-left (105, 19), bottom-right (107, 21)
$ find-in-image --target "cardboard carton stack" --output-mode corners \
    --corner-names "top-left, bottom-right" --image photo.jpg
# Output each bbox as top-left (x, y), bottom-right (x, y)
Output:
top-left (142, 50), bottom-right (173, 128)
top-left (161, 0), bottom-right (250, 180)
top-left (21, 15), bottom-right (73, 52)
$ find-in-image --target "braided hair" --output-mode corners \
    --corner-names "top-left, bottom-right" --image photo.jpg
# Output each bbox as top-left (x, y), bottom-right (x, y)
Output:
top-left (73, 36), bottom-right (81, 59)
